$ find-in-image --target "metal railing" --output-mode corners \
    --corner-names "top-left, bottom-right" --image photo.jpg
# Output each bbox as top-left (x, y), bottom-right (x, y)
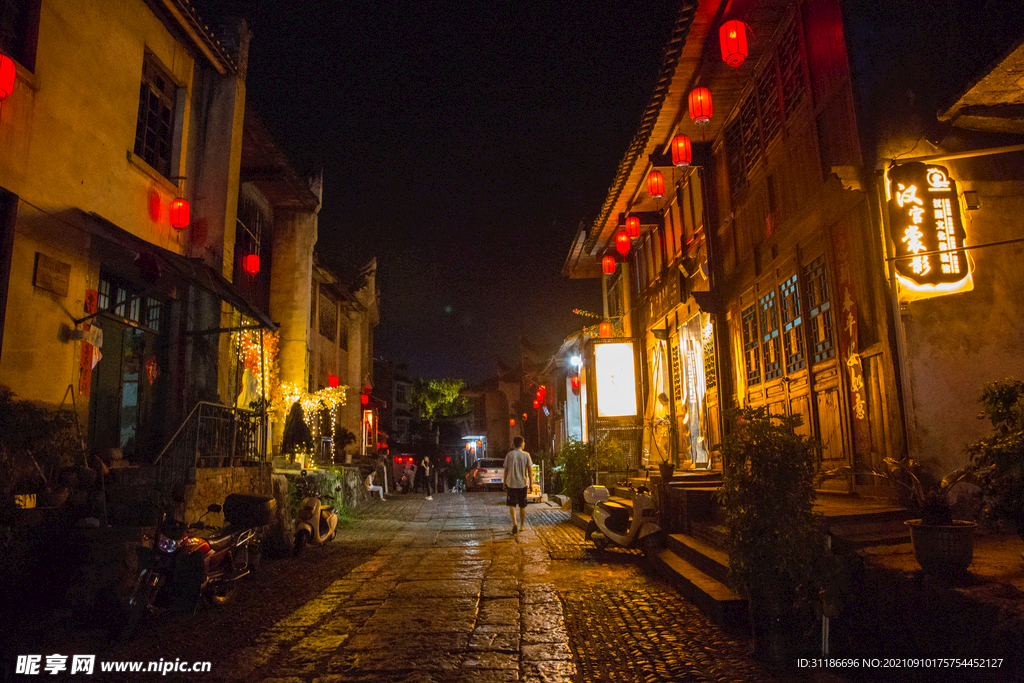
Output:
top-left (153, 402), bottom-right (267, 504)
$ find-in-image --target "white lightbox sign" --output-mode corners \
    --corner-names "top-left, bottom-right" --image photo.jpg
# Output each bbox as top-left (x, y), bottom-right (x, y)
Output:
top-left (594, 341), bottom-right (638, 418)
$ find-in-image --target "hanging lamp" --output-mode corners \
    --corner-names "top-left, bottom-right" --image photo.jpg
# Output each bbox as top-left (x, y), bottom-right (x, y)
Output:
top-left (648, 171), bottom-right (665, 199)
top-left (602, 255), bottom-right (615, 275)
top-left (719, 20), bottom-right (749, 68)
top-left (615, 230), bottom-right (630, 255)
top-left (626, 215), bottom-right (641, 238)
top-left (670, 135), bottom-right (692, 167)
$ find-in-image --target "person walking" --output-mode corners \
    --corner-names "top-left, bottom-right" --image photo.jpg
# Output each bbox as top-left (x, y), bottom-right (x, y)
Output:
top-left (421, 454), bottom-right (434, 500)
top-left (503, 436), bottom-right (533, 534)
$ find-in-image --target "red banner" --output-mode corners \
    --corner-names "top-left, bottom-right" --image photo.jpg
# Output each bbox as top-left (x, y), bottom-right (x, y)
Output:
top-left (78, 290), bottom-right (97, 397)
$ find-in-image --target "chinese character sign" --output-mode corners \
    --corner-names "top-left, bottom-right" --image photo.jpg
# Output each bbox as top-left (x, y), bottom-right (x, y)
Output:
top-left (888, 162), bottom-right (971, 293)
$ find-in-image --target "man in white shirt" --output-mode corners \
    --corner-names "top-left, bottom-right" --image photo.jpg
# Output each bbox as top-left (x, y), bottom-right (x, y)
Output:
top-left (503, 437), bottom-right (533, 534)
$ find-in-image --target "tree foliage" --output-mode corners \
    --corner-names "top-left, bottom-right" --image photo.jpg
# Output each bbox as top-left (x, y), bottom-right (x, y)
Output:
top-left (967, 378), bottom-right (1024, 533)
top-left (412, 378), bottom-right (469, 422)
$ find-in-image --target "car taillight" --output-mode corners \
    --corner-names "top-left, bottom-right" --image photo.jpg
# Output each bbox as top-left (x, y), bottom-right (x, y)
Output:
top-left (156, 533), bottom-right (178, 553)
top-left (479, 469), bottom-right (487, 474)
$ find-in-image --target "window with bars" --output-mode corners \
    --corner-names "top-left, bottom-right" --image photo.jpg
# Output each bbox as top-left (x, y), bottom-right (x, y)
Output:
top-left (97, 275), bottom-right (163, 332)
top-left (742, 305), bottom-right (761, 387)
top-left (779, 274), bottom-right (805, 374)
top-left (778, 19), bottom-right (806, 118)
top-left (134, 54), bottom-right (178, 179)
top-left (757, 63), bottom-right (782, 146)
top-left (725, 118), bottom-right (747, 197)
top-left (759, 290), bottom-right (783, 381)
top-left (318, 292), bottom-right (337, 342)
top-left (740, 96), bottom-right (762, 168)
top-left (804, 255), bottom-right (835, 363)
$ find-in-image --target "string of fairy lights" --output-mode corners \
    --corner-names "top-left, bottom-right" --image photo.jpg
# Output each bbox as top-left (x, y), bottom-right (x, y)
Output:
top-left (232, 325), bottom-right (349, 468)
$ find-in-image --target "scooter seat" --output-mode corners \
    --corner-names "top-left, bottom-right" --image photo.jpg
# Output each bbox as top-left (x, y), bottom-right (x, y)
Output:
top-left (199, 524), bottom-right (238, 551)
top-left (320, 506), bottom-right (334, 516)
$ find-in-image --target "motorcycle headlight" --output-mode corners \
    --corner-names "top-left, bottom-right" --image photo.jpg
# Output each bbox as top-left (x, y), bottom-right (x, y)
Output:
top-left (156, 533), bottom-right (178, 553)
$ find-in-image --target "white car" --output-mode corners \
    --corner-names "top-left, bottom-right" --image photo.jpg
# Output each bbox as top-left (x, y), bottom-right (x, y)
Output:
top-left (465, 459), bottom-right (506, 491)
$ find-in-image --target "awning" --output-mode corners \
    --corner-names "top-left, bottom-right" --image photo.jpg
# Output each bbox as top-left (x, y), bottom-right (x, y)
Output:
top-left (76, 209), bottom-right (276, 331)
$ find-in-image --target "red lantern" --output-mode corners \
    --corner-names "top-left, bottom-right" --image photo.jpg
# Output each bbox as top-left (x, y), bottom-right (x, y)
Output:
top-left (328, 374), bottom-right (339, 387)
top-left (599, 322), bottom-right (612, 338)
top-left (538, 384), bottom-right (547, 396)
top-left (243, 254), bottom-right (260, 274)
top-left (648, 171), bottom-right (665, 199)
top-left (533, 399), bottom-right (540, 409)
top-left (670, 135), bottom-right (692, 167)
top-left (361, 393), bottom-right (369, 406)
top-left (571, 375), bottom-right (581, 392)
top-left (719, 20), bottom-right (748, 68)
top-left (0, 54), bottom-right (15, 99)
top-left (626, 215), bottom-right (640, 238)
top-left (169, 198), bottom-right (190, 229)
top-left (615, 231), bottom-right (630, 255)
top-left (602, 255), bottom-right (615, 275)
top-left (689, 87), bottom-right (713, 126)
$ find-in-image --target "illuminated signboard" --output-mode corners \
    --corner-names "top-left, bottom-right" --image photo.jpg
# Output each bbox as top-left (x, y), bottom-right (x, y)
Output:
top-left (593, 341), bottom-right (638, 418)
top-left (887, 161), bottom-right (972, 297)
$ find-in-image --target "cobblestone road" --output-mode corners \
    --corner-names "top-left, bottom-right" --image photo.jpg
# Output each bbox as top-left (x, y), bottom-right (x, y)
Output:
top-left (206, 492), bottom-right (793, 683)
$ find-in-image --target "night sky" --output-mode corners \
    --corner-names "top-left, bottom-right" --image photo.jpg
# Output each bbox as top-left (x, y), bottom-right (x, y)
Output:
top-left (195, 0), bottom-right (682, 383)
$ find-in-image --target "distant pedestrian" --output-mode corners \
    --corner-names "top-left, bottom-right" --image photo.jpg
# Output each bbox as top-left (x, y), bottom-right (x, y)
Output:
top-left (503, 437), bottom-right (533, 534)
top-left (421, 455), bottom-right (434, 500)
top-left (402, 463), bottom-right (416, 493)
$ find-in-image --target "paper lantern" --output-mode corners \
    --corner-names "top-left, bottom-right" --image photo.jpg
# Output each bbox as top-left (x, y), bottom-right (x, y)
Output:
top-left (538, 384), bottom-right (547, 396)
top-left (328, 374), bottom-right (339, 387)
top-left (243, 254), bottom-right (260, 274)
top-left (689, 87), bottom-right (713, 126)
top-left (533, 399), bottom-right (540, 409)
top-left (670, 135), bottom-right (692, 167)
top-left (719, 20), bottom-right (748, 68)
top-left (626, 215), bottom-right (640, 238)
top-left (648, 171), bottom-right (665, 199)
top-left (602, 255), bottom-right (615, 275)
top-left (169, 198), bottom-right (190, 229)
top-left (571, 375), bottom-right (580, 392)
top-left (599, 322), bottom-right (612, 338)
top-left (0, 54), bottom-right (15, 99)
top-left (615, 231), bottom-right (630, 255)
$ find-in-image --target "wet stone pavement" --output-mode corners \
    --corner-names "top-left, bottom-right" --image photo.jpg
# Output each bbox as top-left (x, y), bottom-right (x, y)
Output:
top-left (211, 492), bottom-right (792, 683)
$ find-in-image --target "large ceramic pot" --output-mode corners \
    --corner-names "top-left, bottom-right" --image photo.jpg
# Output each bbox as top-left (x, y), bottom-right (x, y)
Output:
top-left (905, 519), bottom-right (976, 576)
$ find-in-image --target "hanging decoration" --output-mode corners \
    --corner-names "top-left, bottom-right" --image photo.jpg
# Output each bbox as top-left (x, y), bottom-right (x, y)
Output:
top-left (602, 255), bottom-right (615, 275)
top-left (626, 215), bottom-right (640, 238)
top-left (169, 198), bottom-right (190, 230)
top-left (274, 382), bottom-right (349, 468)
top-left (0, 54), bottom-right (15, 99)
top-left (144, 356), bottom-right (161, 385)
top-left (571, 375), bottom-right (581, 393)
top-left (615, 230), bottom-right (630, 255)
top-left (719, 20), bottom-right (749, 68)
top-left (688, 87), bottom-right (713, 126)
top-left (670, 135), bottom-right (692, 167)
top-left (599, 322), bottom-right (612, 338)
top-left (648, 171), bottom-right (665, 199)
top-left (329, 374), bottom-right (339, 387)
top-left (243, 254), bottom-right (260, 274)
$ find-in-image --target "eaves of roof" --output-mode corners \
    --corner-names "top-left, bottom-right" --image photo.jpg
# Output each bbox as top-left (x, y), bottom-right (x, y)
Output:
top-left (154, 0), bottom-right (237, 75)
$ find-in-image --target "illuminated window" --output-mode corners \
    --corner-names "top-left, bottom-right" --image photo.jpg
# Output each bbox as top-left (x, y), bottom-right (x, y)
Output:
top-left (759, 290), bottom-right (782, 381)
top-left (779, 274), bottom-right (805, 374)
top-left (742, 305), bottom-right (761, 386)
top-left (134, 53), bottom-right (179, 179)
top-left (804, 256), bottom-right (835, 363)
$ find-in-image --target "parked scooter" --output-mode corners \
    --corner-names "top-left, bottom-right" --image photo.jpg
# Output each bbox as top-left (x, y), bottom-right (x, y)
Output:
top-left (293, 470), bottom-right (340, 554)
top-left (123, 493), bottom-right (275, 638)
top-left (584, 474), bottom-right (665, 557)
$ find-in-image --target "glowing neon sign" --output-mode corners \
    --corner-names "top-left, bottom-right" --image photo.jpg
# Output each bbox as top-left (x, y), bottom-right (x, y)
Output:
top-left (887, 162), bottom-right (972, 296)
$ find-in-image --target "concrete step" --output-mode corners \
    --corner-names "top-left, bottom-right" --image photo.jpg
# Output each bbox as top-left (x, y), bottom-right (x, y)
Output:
top-left (690, 522), bottom-right (729, 550)
top-left (666, 534), bottom-right (730, 585)
top-left (649, 547), bottom-right (747, 630)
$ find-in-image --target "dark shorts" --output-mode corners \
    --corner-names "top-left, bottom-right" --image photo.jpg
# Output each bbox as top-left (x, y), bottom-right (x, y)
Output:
top-left (506, 486), bottom-right (528, 508)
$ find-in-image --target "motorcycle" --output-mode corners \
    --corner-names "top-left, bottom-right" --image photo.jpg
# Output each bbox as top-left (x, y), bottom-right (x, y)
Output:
top-left (123, 493), bottom-right (275, 638)
top-left (584, 474), bottom-right (665, 557)
top-left (293, 470), bottom-right (339, 554)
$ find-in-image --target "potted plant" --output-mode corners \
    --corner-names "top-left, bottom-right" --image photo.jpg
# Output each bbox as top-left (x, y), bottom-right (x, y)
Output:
top-left (646, 415), bottom-right (676, 482)
top-left (717, 407), bottom-right (833, 662)
top-left (867, 455), bottom-right (977, 576)
top-left (556, 438), bottom-right (594, 512)
top-left (966, 378), bottom-right (1024, 546)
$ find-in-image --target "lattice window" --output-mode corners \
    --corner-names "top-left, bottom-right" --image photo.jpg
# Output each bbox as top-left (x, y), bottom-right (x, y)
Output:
top-left (98, 275), bottom-right (163, 332)
top-left (703, 329), bottom-right (717, 390)
top-left (742, 305), bottom-right (761, 386)
top-left (804, 255), bottom-right (835, 363)
top-left (779, 274), bottom-right (805, 374)
top-left (758, 64), bottom-right (782, 145)
top-left (134, 54), bottom-right (177, 178)
top-left (318, 292), bottom-right (337, 342)
top-left (778, 19), bottom-right (805, 118)
top-left (759, 290), bottom-right (782, 381)
top-left (740, 96), bottom-right (762, 168)
top-left (671, 341), bottom-right (683, 403)
top-left (725, 118), bottom-right (747, 196)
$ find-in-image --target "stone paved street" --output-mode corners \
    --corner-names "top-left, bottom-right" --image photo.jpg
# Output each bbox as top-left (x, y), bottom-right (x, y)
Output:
top-left (207, 492), bottom-right (793, 683)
